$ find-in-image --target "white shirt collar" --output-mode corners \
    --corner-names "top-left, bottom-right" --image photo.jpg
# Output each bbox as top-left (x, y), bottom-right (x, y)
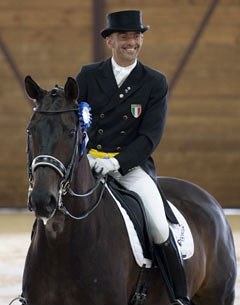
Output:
top-left (111, 57), bottom-right (137, 74)
top-left (111, 57), bottom-right (137, 87)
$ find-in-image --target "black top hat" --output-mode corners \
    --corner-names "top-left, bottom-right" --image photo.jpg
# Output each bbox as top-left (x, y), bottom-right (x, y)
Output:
top-left (100, 10), bottom-right (150, 38)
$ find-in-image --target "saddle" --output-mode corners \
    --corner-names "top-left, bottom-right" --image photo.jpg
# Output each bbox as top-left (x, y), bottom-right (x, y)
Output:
top-left (107, 177), bottom-right (178, 260)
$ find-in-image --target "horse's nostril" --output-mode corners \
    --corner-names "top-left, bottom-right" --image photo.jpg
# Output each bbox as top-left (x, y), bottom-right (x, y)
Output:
top-left (29, 191), bottom-right (57, 218)
top-left (46, 195), bottom-right (57, 213)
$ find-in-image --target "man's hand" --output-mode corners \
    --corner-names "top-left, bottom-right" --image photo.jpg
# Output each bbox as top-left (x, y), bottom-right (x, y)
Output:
top-left (87, 154), bottom-right (120, 175)
top-left (87, 154), bottom-right (97, 168)
top-left (93, 157), bottom-right (120, 175)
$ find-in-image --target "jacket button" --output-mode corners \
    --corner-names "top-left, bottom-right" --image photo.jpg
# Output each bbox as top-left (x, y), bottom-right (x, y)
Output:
top-left (116, 146), bottom-right (121, 151)
top-left (120, 130), bottom-right (126, 135)
top-left (98, 129), bottom-right (104, 134)
top-left (100, 113), bottom-right (105, 118)
top-left (123, 115), bottom-right (128, 120)
top-left (96, 144), bottom-right (102, 150)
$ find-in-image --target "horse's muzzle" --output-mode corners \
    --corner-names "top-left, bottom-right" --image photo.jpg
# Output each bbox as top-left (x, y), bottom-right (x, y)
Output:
top-left (28, 190), bottom-right (58, 219)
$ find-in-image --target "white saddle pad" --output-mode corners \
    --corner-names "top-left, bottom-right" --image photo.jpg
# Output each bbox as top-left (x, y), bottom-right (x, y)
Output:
top-left (168, 202), bottom-right (194, 260)
top-left (106, 185), bottom-right (194, 268)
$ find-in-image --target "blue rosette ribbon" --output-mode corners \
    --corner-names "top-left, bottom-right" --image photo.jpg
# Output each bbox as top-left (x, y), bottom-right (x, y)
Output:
top-left (78, 102), bottom-right (92, 131)
top-left (78, 102), bottom-right (92, 156)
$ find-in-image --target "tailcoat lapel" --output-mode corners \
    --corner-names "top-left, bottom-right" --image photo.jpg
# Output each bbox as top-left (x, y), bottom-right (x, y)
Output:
top-left (96, 58), bottom-right (118, 98)
top-left (96, 59), bottom-right (145, 113)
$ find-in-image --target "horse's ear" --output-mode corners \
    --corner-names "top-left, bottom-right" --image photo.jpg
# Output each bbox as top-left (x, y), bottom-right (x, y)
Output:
top-left (64, 77), bottom-right (79, 102)
top-left (25, 75), bottom-right (44, 101)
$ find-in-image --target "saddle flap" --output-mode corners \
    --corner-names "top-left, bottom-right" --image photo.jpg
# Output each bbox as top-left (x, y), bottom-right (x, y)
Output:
top-left (108, 178), bottom-right (152, 260)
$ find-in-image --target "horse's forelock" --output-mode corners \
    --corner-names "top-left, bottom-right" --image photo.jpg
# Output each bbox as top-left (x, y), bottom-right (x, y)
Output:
top-left (37, 87), bottom-right (67, 111)
top-left (50, 86), bottom-right (64, 97)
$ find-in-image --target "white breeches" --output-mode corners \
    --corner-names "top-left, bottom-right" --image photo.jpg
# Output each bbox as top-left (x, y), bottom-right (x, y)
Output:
top-left (111, 167), bottom-right (169, 244)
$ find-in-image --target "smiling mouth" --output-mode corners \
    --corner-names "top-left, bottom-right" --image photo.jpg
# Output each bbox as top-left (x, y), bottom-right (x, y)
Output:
top-left (124, 47), bottom-right (137, 54)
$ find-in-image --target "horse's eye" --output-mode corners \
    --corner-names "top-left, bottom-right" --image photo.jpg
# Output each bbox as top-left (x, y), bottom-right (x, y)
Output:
top-left (69, 129), bottom-right (76, 138)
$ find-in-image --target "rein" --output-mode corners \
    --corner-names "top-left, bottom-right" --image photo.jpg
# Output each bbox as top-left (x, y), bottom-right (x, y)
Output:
top-left (8, 296), bottom-right (27, 305)
top-left (27, 106), bottom-right (106, 221)
top-left (59, 177), bottom-right (106, 220)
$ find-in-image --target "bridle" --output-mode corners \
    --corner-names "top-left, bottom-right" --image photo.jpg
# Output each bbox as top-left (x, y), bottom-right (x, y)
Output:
top-left (27, 106), bottom-right (106, 221)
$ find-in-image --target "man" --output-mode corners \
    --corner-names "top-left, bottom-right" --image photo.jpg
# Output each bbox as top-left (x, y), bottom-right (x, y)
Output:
top-left (76, 10), bottom-right (190, 305)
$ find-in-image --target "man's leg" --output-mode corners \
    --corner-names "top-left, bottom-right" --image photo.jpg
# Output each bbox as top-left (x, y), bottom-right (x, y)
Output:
top-left (112, 167), bottom-right (169, 243)
top-left (154, 230), bottom-right (190, 305)
top-left (111, 167), bottom-right (190, 305)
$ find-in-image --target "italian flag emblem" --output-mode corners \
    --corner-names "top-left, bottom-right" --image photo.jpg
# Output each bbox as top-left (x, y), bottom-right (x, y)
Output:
top-left (131, 104), bottom-right (142, 118)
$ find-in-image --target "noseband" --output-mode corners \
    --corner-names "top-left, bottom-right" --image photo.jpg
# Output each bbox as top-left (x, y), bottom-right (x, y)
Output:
top-left (32, 155), bottom-right (67, 177)
top-left (27, 106), bottom-right (105, 220)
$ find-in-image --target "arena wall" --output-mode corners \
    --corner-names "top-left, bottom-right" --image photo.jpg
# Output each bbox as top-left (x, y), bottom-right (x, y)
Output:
top-left (0, 0), bottom-right (239, 207)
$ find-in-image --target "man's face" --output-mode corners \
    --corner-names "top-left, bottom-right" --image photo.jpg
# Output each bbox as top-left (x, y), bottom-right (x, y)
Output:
top-left (106, 31), bottom-right (144, 67)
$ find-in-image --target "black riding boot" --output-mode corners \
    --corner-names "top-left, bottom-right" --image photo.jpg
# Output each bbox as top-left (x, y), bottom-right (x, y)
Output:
top-left (154, 230), bottom-right (190, 305)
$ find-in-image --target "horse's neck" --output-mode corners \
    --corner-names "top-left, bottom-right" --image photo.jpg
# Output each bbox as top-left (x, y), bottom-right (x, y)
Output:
top-left (71, 153), bottom-right (96, 193)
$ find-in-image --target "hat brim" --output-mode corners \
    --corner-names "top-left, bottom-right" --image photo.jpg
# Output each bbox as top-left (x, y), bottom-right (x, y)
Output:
top-left (100, 25), bottom-right (150, 38)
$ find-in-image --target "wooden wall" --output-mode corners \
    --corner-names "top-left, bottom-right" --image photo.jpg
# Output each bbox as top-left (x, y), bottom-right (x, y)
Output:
top-left (0, 0), bottom-right (239, 208)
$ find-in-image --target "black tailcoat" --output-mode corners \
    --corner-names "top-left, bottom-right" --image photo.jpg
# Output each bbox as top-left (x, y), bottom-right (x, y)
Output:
top-left (76, 58), bottom-right (168, 176)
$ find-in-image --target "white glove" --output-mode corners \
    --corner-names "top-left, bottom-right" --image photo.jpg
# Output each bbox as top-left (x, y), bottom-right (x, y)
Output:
top-left (94, 157), bottom-right (120, 175)
top-left (87, 154), bottom-right (97, 169)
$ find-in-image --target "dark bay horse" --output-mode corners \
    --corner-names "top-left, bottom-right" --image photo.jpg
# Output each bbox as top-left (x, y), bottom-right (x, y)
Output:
top-left (22, 75), bottom-right (236, 305)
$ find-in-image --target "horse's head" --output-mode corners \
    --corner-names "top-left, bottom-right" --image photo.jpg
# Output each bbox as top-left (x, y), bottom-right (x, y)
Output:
top-left (25, 75), bottom-right (81, 219)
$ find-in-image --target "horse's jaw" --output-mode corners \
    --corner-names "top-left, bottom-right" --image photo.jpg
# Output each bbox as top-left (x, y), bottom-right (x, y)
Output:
top-left (41, 217), bottom-right (48, 225)
top-left (43, 211), bottom-right (67, 240)
top-left (37, 206), bottom-right (56, 226)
